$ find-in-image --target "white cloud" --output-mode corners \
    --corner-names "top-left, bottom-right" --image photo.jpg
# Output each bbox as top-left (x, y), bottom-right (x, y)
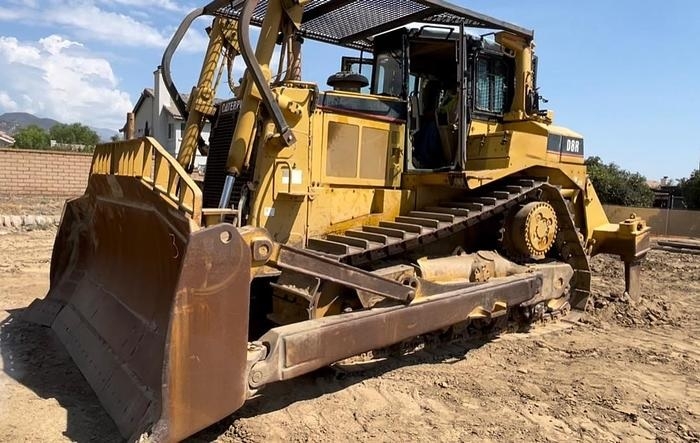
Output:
top-left (0, 35), bottom-right (41, 63)
top-left (98, 0), bottom-right (193, 13)
top-left (10, 0), bottom-right (38, 7)
top-left (178, 16), bottom-right (211, 53)
top-left (0, 7), bottom-right (24, 20)
top-left (0, 0), bottom-right (205, 52)
top-left (0, 35), bottom-right (132, 129)
top-left (41, 34), bottom-right (82, 55)
top-left (47, 4), bottom-right (171, 48)
top-left (0, 91), bottom-right (18, 111)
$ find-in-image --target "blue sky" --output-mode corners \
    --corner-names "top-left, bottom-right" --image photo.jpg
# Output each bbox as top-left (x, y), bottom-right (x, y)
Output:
top-left (0, 0), bottom-right (697, 180)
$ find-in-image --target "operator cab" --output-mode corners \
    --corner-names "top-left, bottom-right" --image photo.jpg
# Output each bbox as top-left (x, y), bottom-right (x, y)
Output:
top-left (337, 27), bottom-right (517, 171)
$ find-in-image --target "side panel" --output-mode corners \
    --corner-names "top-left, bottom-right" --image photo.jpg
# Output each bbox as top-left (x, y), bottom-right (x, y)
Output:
top-left (320, 108), bottom-right (404, 188)
top-left (306, 188), bottom-right (413, 238)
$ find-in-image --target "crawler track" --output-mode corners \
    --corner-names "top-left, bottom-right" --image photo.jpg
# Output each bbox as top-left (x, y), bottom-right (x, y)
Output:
top-left (305, 178), bottom-right (591, 310)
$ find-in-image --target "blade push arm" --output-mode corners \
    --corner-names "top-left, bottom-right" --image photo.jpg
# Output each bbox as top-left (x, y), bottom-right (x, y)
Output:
top-left (226, 0), bottom-right (306, 176)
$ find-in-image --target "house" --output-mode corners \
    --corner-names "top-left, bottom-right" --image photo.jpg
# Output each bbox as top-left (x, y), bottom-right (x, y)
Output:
top-left (130, 68), bottom-right (212, 169)
top-left (649, 180), bottom-right (686, 209)
top-left (0, 131), bottom-right (14, 148)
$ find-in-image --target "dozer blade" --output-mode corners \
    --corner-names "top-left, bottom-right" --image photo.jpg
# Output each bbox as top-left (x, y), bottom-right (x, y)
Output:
top-left (24, 138), bottom-right (252, 442)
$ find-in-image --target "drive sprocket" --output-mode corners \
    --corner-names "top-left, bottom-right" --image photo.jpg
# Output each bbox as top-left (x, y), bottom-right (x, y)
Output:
top-left (503, 201), bottom-right (558, 261)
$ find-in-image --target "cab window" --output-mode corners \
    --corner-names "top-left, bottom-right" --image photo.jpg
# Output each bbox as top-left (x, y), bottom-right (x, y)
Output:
top-left (475, 57), bottom-right (512, 114)
top-left (373, 52), bottom-right (403, 97)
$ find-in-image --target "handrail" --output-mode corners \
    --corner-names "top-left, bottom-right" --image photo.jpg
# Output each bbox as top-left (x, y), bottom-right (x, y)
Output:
top-left (161, 7), bottom-right (205, 122)
top-left (91, 137), bottom-right (203, 221)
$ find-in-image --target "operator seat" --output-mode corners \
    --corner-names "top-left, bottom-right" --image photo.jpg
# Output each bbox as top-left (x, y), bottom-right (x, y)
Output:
top-left (412, 79), bottom-right (444, 168)
top-left (327, 71), bottom-right (369, 93)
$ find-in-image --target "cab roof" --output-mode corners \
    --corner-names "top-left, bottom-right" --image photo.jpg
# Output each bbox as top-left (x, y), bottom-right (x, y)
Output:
top-left (205, 0), bottom-right (533, 50)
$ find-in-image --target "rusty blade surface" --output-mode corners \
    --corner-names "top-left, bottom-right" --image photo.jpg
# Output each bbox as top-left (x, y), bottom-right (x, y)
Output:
top-left (153, 218), bottom-right (251, 442)
top-left (25, 174), bottom-right (252, 442)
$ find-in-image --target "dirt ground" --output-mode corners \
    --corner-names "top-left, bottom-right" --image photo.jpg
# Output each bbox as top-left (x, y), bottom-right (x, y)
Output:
top-left (0, 196), bottom-right (67, 216)
top-left (0, 227), bottom-right (698, 443)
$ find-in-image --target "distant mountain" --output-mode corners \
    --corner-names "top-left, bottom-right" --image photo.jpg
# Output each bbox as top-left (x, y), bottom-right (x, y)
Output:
top-left (90, 126), bottom-right (119, 142)
top-left (0, 112), bottom-right (60, 134)
top-left (0, 112), bottom-right (118, 142)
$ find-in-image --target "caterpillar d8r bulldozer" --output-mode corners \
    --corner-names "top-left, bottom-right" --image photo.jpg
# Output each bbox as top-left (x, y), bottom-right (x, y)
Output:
top-left (25, 0), bottom-right (651, 441)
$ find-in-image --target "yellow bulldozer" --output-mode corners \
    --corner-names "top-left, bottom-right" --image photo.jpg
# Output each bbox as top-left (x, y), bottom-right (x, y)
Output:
top-left (26, 0), bottom-right (651, 441)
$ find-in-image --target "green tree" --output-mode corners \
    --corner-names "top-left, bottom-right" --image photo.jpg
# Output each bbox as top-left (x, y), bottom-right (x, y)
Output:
top-left (679, 169), bottom-right (700, 209)
top-left (585, 156), bottom-right (655, 207)
top-left (49, 123), bottom-right (100, 149)
top-left (13, 125), bottom-right (50, 150)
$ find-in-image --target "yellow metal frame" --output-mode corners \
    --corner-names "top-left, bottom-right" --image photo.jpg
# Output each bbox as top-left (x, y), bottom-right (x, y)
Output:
top-left (163, 0), bottom-right (650, 269)
top-left (91, 137), bottom-right (203, 222)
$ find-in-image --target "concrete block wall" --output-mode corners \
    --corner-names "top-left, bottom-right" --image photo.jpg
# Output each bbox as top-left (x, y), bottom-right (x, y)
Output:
top-left (0, 148), bottom-right (92, 197)
top-left (604, 205), bottom-right (700, 239)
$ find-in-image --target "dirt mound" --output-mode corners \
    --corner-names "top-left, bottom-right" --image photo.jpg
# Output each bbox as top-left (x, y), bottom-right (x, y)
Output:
top-left (585, 251), bottom-right (700, 329)
top-left (586, 288), bottom-right (679, 328)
